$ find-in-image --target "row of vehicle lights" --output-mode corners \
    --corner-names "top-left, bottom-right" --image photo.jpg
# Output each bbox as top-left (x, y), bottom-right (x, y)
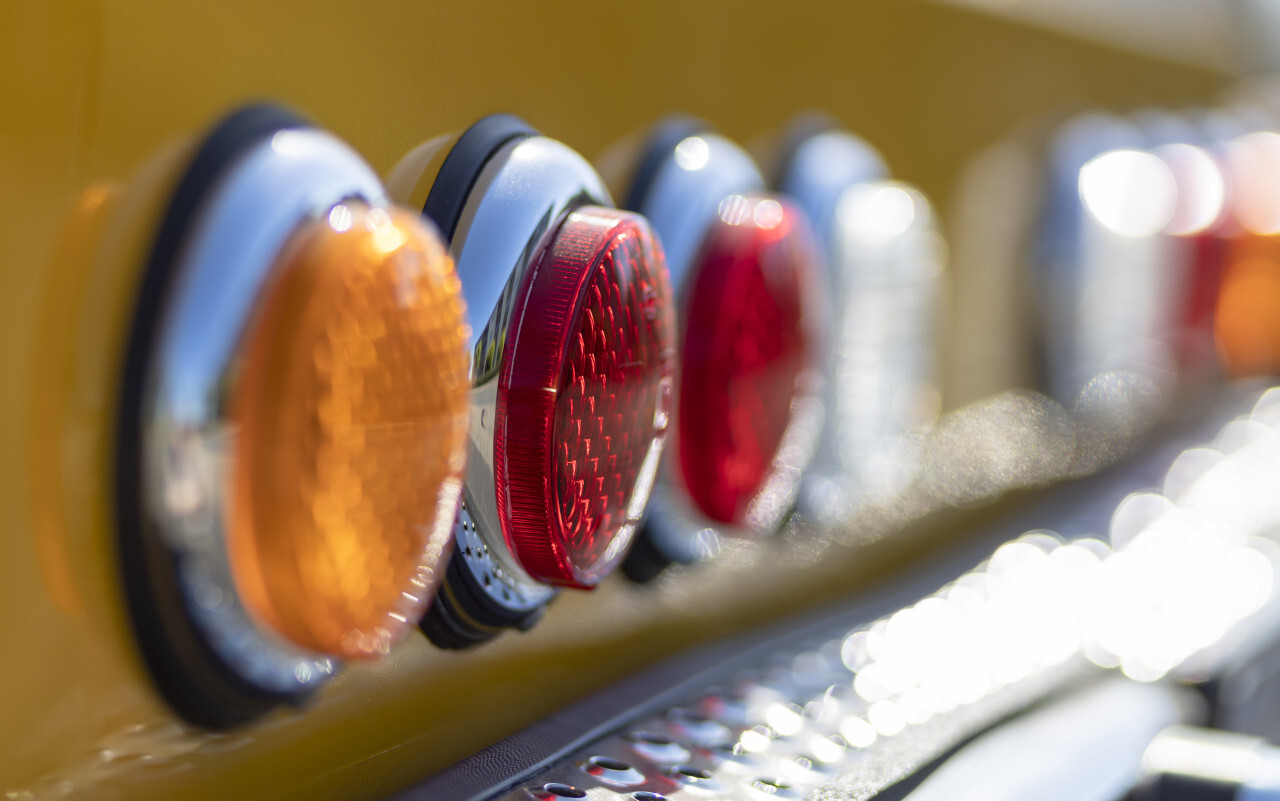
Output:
top-left (803, 101), bottom-right (1280, 532)
top-left (104, 97), bottom-right (1280, 728)
top-left (1035, 105), bottom-right (1280, 407)
top-left (90, 106), bottom-right (939, 727)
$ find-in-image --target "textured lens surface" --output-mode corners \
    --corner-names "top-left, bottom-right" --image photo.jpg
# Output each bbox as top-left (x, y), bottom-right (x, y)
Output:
top-left (229, 203), bottom-right (469, 658)
top-left (679, 195), bottom-right (817, 526)
top-left (496, 208), bottom-right (675, 587)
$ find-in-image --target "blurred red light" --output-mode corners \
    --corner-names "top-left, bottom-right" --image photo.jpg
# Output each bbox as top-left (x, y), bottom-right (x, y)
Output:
top-left (495, 208), bottom-right (676, 587)
top-left (677, 195), bottom-right (818, 526)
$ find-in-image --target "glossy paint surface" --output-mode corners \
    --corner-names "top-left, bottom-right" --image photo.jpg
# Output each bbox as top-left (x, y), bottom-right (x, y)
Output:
top-left (0, 2), bottom-right (1227, 798)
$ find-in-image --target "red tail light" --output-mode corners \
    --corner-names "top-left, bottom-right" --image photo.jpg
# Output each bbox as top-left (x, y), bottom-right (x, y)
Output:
top-left (496, 208), bottom-right (676, 587)
top-left (1154, 143), bottom-right (1228, 379)
top-left (678, 194), bottom-right (819, 526)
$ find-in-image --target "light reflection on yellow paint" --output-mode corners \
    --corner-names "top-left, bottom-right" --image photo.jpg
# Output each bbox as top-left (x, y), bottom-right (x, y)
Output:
top-left (28, 184), bottom-right (122, 618)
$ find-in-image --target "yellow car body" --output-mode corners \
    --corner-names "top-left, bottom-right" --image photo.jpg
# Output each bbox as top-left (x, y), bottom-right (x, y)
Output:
top-left (0, 2), bottom-right (1227, 798)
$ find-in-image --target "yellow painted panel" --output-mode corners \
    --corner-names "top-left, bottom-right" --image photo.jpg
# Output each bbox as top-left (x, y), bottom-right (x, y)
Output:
top-left (0, 1), bottom-right (1228, 799)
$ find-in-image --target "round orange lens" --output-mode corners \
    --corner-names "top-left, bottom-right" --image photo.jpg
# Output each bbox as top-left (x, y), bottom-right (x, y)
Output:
top-left (228, 203), bottom-right (470, 659)
top-left (1216, 245), bottom-right (1280, 378)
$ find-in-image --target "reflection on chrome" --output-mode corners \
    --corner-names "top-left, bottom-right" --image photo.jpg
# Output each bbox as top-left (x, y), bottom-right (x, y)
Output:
top-left (845, 387), bottom-right (1280, 736)
top-left (744, 389), bottom-right (825, 533)
top-left (1072, 147), bottom-right (1180, 404)
top-left (1157, 143), bottom-right (1226, 237)
top-left (674, 136), bottom-right (711, 172)
top-left (744, 389), bottom-right (1280, 798)
top-left (841, 184), bottom-right (918, 243)
top-left (476, 386), bottom-right (1280, 801)
top-left (1033, 117), bottom-right (1205, 408)
top-left (845, 533), bottom-right (1100, 727)
top-left (1228, 131), bottom-right (1280, 236)
top-left (1078, 149), bottom-right (1177, 238)
top-left (800, 181), bottom-right (946, 525)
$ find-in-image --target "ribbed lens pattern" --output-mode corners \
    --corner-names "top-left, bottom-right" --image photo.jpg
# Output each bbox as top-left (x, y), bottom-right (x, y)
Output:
top-left (558, 229), bottom-right (672, 568)
top-left (496, 208), bottom-right (675, 587)
top-left (679, 195), bottom-right (815, 526)
top-left (229, 203), bottom-right (470, 658)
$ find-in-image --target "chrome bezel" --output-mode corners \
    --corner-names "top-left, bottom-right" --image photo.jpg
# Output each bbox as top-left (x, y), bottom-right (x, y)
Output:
top-left (775, 129), bottom-right (887, 302)
top-left (449, 134), bottom-right (612, 611)
top-left (636, 131), bottom-right (765, 292)
top-left (141, 128), bottom-right (387, 694)
top-left (774, 129), bottom-right (892, 520)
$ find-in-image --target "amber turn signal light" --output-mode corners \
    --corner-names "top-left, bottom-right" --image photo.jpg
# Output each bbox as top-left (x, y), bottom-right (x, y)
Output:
top-left (116, 105), bottom-right (472, 726)
top-left (229, 203), bottom-right (469, 658)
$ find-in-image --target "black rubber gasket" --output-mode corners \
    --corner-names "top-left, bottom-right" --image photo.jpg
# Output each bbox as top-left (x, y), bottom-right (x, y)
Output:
top-left (115, 103), bottom-right (312, 729)
top-left (421, 114), bottom-right (538, 244)
top-left (419, 551), bottom-right (547, 650)
top-left (621, 115), bottom-right (712, 215)
top-left (620, 523), bottom-right (673, 583)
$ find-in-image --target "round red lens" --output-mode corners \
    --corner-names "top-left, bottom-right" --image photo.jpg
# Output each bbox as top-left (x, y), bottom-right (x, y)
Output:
top-left (495, 208), bottom-right (676, 587)
top-left (678, 194), bottom-right (819, 526)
